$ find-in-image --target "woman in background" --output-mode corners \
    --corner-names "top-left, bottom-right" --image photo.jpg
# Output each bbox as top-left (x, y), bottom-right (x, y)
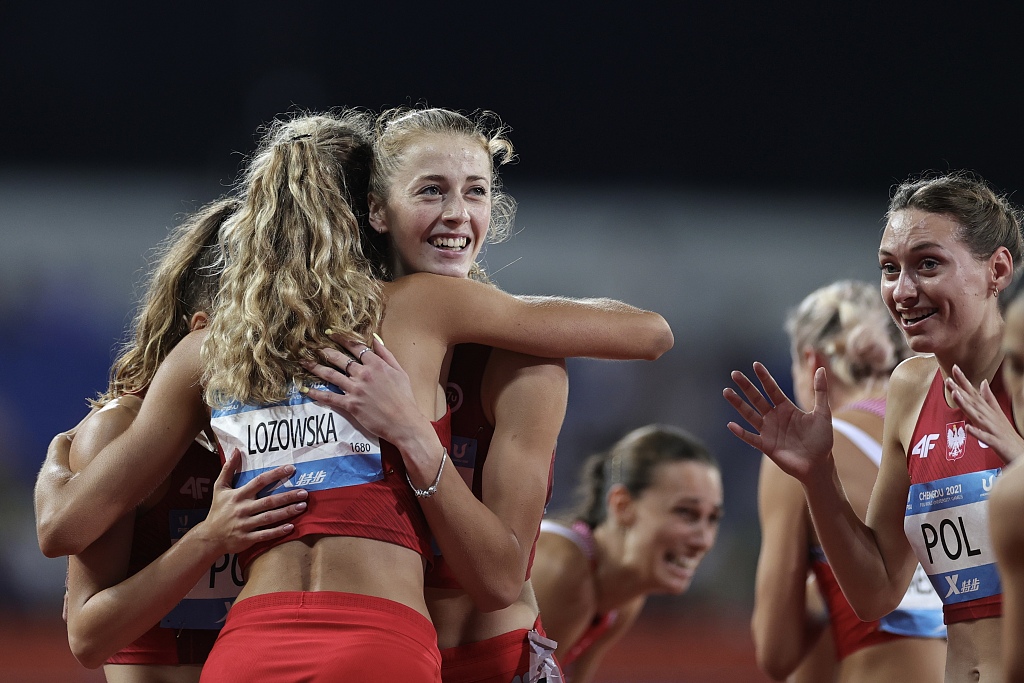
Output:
top-left (753, 280), bottom-right (945, 683)
top-left (726, 172), bottom-right (1020, 681)
top-left (531, 424), bottom-right (722, 683)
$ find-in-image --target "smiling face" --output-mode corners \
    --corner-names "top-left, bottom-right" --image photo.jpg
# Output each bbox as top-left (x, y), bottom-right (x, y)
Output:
top-left (879, 209), bottom-right (998, 359)
top-left (369, 133), bottom-right (491, 279)
top-left (617, 461), bottom-right (723, 595)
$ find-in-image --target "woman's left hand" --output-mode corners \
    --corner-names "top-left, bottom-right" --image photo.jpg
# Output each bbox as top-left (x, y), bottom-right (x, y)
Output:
top-left (947, 364), bottom-right (1024, 463)
top-left (303, 335), bottom-right (428, 444)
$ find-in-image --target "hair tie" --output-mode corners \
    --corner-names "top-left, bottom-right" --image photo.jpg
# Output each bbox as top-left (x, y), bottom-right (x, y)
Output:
top-left (291, 133), bottom-right (312, 141)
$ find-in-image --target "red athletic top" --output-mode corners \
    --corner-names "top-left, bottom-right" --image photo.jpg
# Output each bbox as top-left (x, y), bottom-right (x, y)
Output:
top-left (538, 520), bottom-right (618, 667)
top-left (211, 387), bottom-right (449, 572)
top-left (904, 368), bottom-right (1010, 624)
top-left (106, 437), bottom-right (223, 666)
top-left (425, 344), bottom-right (555, 589)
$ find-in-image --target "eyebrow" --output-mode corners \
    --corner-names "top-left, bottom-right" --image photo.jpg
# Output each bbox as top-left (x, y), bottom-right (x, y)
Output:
top-left (878, 241), bottom-right (946, 257)
top-left (415, 174), bottom-right (490, 183)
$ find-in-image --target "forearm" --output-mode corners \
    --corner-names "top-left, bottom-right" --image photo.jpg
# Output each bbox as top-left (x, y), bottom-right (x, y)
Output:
top-left (68, 527), bottom-right (224, 667)
top-left (513, 296), bottom-right (673, 361)
top-left (34, 436), bottom-right (77, 557)
top-left (801, 462), bottom-right (905, 619)
top-left (752, 570), bottom-right (820, 679)
top-left (398, 429), bottom-right (531, 611)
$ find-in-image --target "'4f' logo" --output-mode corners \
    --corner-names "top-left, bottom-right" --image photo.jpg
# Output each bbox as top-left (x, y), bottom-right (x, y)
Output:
top-left (180, 477), bottom-right (211, 500)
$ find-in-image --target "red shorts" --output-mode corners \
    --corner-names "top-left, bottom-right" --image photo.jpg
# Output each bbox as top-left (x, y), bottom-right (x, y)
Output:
top-left (200, 591), bottom-right (441, 683)
top-left (106, 622), bottom-right (217, 666)
top-left (440, 617), bottom-right (562, 683)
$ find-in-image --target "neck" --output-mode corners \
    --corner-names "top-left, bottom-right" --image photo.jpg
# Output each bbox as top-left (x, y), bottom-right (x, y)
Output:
top-left (936, 323), bottom-right (1005, 386)
top-left (591, 524), bottom-right (647, 612)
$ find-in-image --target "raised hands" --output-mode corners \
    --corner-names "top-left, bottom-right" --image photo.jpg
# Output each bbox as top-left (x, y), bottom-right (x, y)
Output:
top-left (195, 449), bottom-right (308, 554)
top-left (946, 364), bottom-right (1024, 464)
top-left (724, 363), bottom-right (835, 482)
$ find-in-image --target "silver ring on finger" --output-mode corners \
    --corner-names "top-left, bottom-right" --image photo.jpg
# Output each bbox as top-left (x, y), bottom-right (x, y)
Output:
top-left (357, 346), bottom-right (371, 362)
top-left (344, 358), bottom-right (356, 375)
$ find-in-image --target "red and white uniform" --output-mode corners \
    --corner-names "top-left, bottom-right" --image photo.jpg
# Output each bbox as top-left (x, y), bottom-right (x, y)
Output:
top-left (106, 435), bottom-right (236, 666)
top-left (809, 399), bottom-right (945, 659)
top-left (202, 382), bottom-right (448, 682)
top-left (904, 370), bottom-right (1010, 624)
top-left (537, 520), bottom-right (618, 668)
top-left (428, 344), bottom-right (561, 683)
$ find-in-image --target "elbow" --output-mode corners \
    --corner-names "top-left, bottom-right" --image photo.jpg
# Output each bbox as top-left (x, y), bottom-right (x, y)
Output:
top-left (849, 592), bottom-right (899, 622)
top-left (68, 629), bottom-right (110, 670)
top-left (756, 653), bottom-right (797, 682)
top-left (641, 314), bottom-right (674, 360)
top-left (752, 629), bottom-right (800, 681)
top-left (36, 521), bottom-right (76, 558)
top-left (469, 574), bottom-right (524, 613)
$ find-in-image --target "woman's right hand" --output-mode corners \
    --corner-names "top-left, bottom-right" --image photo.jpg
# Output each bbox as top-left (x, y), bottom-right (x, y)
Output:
top-left (194, 450), bottom-right (308, 554)
top-left (947, 364), bottom-right (1024, 463)
top-left (724, 362), bottom-right (834, 482)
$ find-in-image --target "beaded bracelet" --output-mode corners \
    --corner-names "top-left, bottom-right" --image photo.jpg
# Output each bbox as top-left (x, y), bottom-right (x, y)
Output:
top-left (406, 447), bottom-right (448, 498)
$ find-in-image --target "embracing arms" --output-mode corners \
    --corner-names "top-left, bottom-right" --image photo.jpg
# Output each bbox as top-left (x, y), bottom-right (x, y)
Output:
top-left (306, 337), bottom-right (568, 610)
top-left (385, 273), bottom-right (673, 362)
top-left (66, 449), bottom-right (304, 668)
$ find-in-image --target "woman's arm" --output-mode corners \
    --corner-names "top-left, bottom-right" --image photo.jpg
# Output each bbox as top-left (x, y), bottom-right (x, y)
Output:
top-left (531, 530), bottom-right (596, 658)
top-left (39, 332), bottom-right (214, 555)
top-left (565, 596), bottom-right (644, 683)
top-left (384, 273), bottom-right (673, 361)
top-left (725, 362), bottom-right (918, 620)
top-left (35, 408), bottom-right (102, 556)
top-left (66, 449), bottom-right (306, 668)
top-left (990, 459), bottom-right (1024, 681)
top-left (305, 339), bottom-right (568, 610)
top-left (752, 456), bottom-right (825, 680)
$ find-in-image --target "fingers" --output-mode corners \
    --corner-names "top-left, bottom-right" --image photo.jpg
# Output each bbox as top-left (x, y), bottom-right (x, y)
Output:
top-left (215, 449), bottom-right (243, 489)
top-left (730, 369), bottom-right (774, 416)
top-left (726, 421), bottom-right (763, 451)
top-left (309, 347), bottom-right (355, 385)
top-left (236, 463), bottom-right (298, 498)
top-left (811, 367), bottom-right (832, 418)
top-left (723, 387), bottom-right (763, 430)
top-left (979, 380), bottom-right (1002, 409)
top-left (248, 500), bottom-right (307, 529)
top-left (752, 362), bottom-right (791, 408)
top-left (305, 385), bottom-right (348, 411)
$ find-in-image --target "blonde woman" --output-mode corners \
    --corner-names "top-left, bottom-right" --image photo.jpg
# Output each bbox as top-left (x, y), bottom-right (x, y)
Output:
top-left (753, 280), bottom-right (945, 683)
top-left (63, 111), bottom-right (672, 682)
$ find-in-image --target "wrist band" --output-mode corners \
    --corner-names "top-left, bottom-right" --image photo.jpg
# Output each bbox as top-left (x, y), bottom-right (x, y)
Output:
top-left (406, 447), bottom-right (447, 498)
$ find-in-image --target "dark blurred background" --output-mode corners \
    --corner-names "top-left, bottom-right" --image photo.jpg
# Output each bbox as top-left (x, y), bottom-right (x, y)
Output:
top-left (3, 3), bottom-right (1023, 681)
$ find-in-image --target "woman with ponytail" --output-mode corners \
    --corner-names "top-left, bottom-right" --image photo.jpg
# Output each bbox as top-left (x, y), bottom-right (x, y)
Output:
top-left (752, 280), bottom-right (946, 683)
top-left (531, 425), bottom-right (722, 683)
top-left (57, 110), bottom-right (672, 682)
top-left (34, 198), bottom-right (306, 681)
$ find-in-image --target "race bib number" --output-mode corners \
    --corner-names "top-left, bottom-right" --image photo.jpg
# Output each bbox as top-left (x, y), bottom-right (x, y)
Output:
top-left (905, 468), bottom-right (1001, 605)
top-left (212, 385), bottom-right (382, 497)
top-left (160, 509), bottom-right (244, 630)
